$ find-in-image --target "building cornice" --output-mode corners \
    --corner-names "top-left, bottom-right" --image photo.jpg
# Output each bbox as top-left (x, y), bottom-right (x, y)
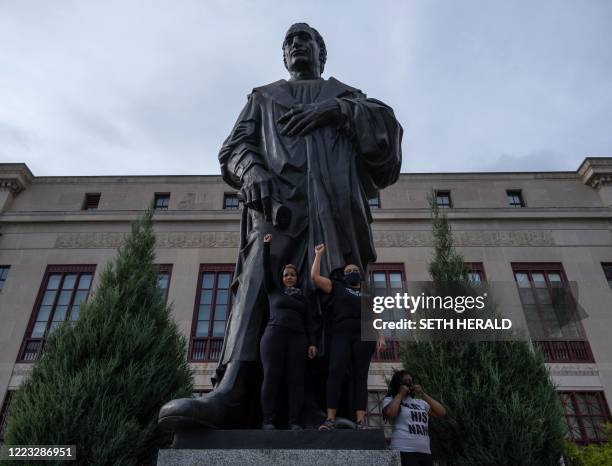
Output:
top-left (0, 163), bottom-right (34, 194)
top-left (578, 157), bottom-right (612, 188)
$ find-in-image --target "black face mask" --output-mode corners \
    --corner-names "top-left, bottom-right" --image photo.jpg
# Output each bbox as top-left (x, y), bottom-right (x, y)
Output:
top-left (344, 271), bottom-right (361, 285)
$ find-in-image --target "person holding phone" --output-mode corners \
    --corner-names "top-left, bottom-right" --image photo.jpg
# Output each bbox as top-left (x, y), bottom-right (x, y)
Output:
top-left (260, 233), bottom-right (318, 430)
top-left (382, 370), bottom-right (446, 466)
top-left (310, 243), bottom-right (386, 430)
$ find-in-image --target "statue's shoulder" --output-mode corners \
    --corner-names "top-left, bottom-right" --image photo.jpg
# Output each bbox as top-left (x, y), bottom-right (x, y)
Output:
top-left (251, 80), bottom-right (286, 96)
top-left (326, 77), bottom-right (362, 96)
top-left (250, 77), bottom-right (363, 104)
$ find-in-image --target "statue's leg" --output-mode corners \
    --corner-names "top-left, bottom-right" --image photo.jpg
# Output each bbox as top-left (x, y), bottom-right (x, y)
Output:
top-left (158, 230), bottom-right (268, 431)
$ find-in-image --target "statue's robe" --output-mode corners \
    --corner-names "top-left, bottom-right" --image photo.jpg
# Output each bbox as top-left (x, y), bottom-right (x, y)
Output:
top-left (217, 77), bottom-right (402, 367)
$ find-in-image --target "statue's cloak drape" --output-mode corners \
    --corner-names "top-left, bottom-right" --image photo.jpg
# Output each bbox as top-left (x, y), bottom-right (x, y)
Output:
top-left (217, 77), bottom-right (402, 363)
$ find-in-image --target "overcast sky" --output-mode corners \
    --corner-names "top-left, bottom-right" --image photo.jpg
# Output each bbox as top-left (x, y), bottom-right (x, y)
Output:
top-left (1, 0), bottom-right (611, 176)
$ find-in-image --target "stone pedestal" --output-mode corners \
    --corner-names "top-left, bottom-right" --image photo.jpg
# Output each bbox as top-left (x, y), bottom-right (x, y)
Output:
top-left (157, 448), bottom-right (401, 465)
top-left (157, 428), bottom-right (400, 465)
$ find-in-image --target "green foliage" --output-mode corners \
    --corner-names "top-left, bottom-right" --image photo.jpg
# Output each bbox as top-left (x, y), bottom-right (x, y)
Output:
top-left (427, 192), bottom-right (469, 283)
top-left (564, 424), bottom-right (612, 466)
top-left (397, 192), bottom-right (566, 465)
top-left (4, 211), bottom-right (193, 466)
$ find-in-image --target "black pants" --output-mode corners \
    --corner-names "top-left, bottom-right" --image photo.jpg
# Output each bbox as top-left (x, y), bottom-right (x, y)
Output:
top-left (260, 324), bottom-right (307, 424)
top-left (400, 452), bottom-right (433, 466)
top-left (326, 319), bottom-right (375, 412)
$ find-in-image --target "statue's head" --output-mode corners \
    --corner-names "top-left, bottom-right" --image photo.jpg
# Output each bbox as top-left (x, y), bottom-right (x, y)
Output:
top-left (283, 23), bottom-right (327, 76)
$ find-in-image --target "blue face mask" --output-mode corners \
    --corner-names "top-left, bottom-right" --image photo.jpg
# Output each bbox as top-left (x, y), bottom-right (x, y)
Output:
top-left (344, 271), bottom-right (361, 285)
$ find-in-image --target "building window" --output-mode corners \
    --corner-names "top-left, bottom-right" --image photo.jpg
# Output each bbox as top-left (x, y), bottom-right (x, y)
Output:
top-left (223, 193), bottom-right (239, 210)
top-left (466, 262), bottom-right (486, 283)
top-left (435, 190), bottom-right (452, 209)
top-left (368, 194), bottom-right (381, 209)
top-left (154, 193), bottom-right (170, 210)
top-left (82, 193), bottom-right (101, 211)
top-left (601, 263), bottom-right (612, 289)
top-left (0, 265), bottom-right (9, 292)
top-left (507, 190), bottom-right (525, 208)
top-left (192, 390), bottom-right (212, 399)
top-left (0, 390), bottom-right (15, 442)
top-left (19, 265), bottom-right (96, 362)
top-left (369, 263), bottom-right (405, 362)
top-left (559, 391), bottom-right (611, 444)
top-left (156, 264), bottom-right (172, 303)
top-left (365, 391), bottom-right (392, 439)
top-left (189, 265), bottom-right (234, 362)
top-left (512, 263), bottom-right (593, 363)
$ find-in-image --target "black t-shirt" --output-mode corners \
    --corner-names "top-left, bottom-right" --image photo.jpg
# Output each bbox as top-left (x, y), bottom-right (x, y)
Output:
top-left (263, 242), bottom-right (315, 345)
top-left (329, 278), bottom-right (363, 325)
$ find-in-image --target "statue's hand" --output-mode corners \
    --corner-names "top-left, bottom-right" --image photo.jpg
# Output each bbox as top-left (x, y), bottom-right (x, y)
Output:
top-left (278, 99), bottom-right (341, 137)
top-left (239, 165), bottom-right (278, 221)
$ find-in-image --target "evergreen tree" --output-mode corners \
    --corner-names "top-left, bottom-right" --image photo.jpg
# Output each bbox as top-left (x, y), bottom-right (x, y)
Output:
top-left (398, 192), bottom-right (565, 465)
top-left (4, 211), bottom-right (193, 466)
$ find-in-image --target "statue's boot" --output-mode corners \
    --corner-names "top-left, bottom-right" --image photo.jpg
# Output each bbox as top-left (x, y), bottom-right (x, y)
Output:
top-left (158, 360), bottom-right (255, 431)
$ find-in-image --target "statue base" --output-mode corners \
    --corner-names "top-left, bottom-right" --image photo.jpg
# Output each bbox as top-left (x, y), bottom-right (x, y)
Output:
top-left (158, 429), bottom-right (400, 465)
top-left (157, 448), bottom-right (400, 466)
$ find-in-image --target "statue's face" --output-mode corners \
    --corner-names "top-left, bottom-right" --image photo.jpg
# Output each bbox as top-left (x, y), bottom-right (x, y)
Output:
top-left (283, 28), bottom-right (320, 74)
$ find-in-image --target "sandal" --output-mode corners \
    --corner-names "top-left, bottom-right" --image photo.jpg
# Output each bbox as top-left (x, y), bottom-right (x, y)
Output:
top-left (318, 418), bottom-right (336, 431)
top-left (355, 419), bottom-right (370, 430)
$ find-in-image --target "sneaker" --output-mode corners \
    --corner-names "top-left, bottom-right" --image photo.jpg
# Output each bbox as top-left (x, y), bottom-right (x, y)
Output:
top-left (289, 423), bottom-right (303, 431)
top-left (318, 418), bottom-right (336, 431)
top-left (262, 422), bottom-right (275, 430)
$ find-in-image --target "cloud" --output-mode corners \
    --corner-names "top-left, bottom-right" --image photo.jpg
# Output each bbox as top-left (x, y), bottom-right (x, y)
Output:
top-left (0, 0), bottom-right (610, 176)
top-left (479, 150), bottom-right (571, 172)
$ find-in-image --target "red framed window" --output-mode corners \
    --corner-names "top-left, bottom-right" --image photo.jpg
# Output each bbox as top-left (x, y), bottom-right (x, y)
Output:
top-left (559, 391), bottom-right (611, 444)
top-left (192, 389), bottom-right (212, 399)
top-left (369, 263), bottom-right (406, 362)
top-left (512, 263), bottom-right (593, 363)
top-left (0, 390), bottom-right (14, 442)
top-left (189, 265), bottom-right (234, 362)
top-left (365, 391), bottom-right (392, 439)
top-left (156, 264), bottom-right (172, 303)
top-left (466, 262), bottom-right (486, 283)
top-left (18, 265), bottom-right (96, 362)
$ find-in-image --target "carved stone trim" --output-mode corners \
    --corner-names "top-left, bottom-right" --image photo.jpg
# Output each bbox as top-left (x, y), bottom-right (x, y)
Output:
top-left (54, 230), bottom-right (554, 249)
top-left (0, 179), bottom-right (25, 194)
top-left (55, 231), bottom-right (241, 249)
top-left (373, 230), bottom-right (555, 247)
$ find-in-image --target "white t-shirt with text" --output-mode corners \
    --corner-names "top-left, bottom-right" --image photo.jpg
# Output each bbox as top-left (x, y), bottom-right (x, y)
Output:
top-left (382, 395), bottom-right (431, 454)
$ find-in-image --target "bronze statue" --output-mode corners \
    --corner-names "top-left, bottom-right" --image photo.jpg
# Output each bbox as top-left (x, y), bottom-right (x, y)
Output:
top-left (159, 22), bottom-right (402, 431)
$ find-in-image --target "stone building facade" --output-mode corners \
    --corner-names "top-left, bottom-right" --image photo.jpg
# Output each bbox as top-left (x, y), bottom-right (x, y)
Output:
top-left (1, 157), bottom-right (611, 442)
